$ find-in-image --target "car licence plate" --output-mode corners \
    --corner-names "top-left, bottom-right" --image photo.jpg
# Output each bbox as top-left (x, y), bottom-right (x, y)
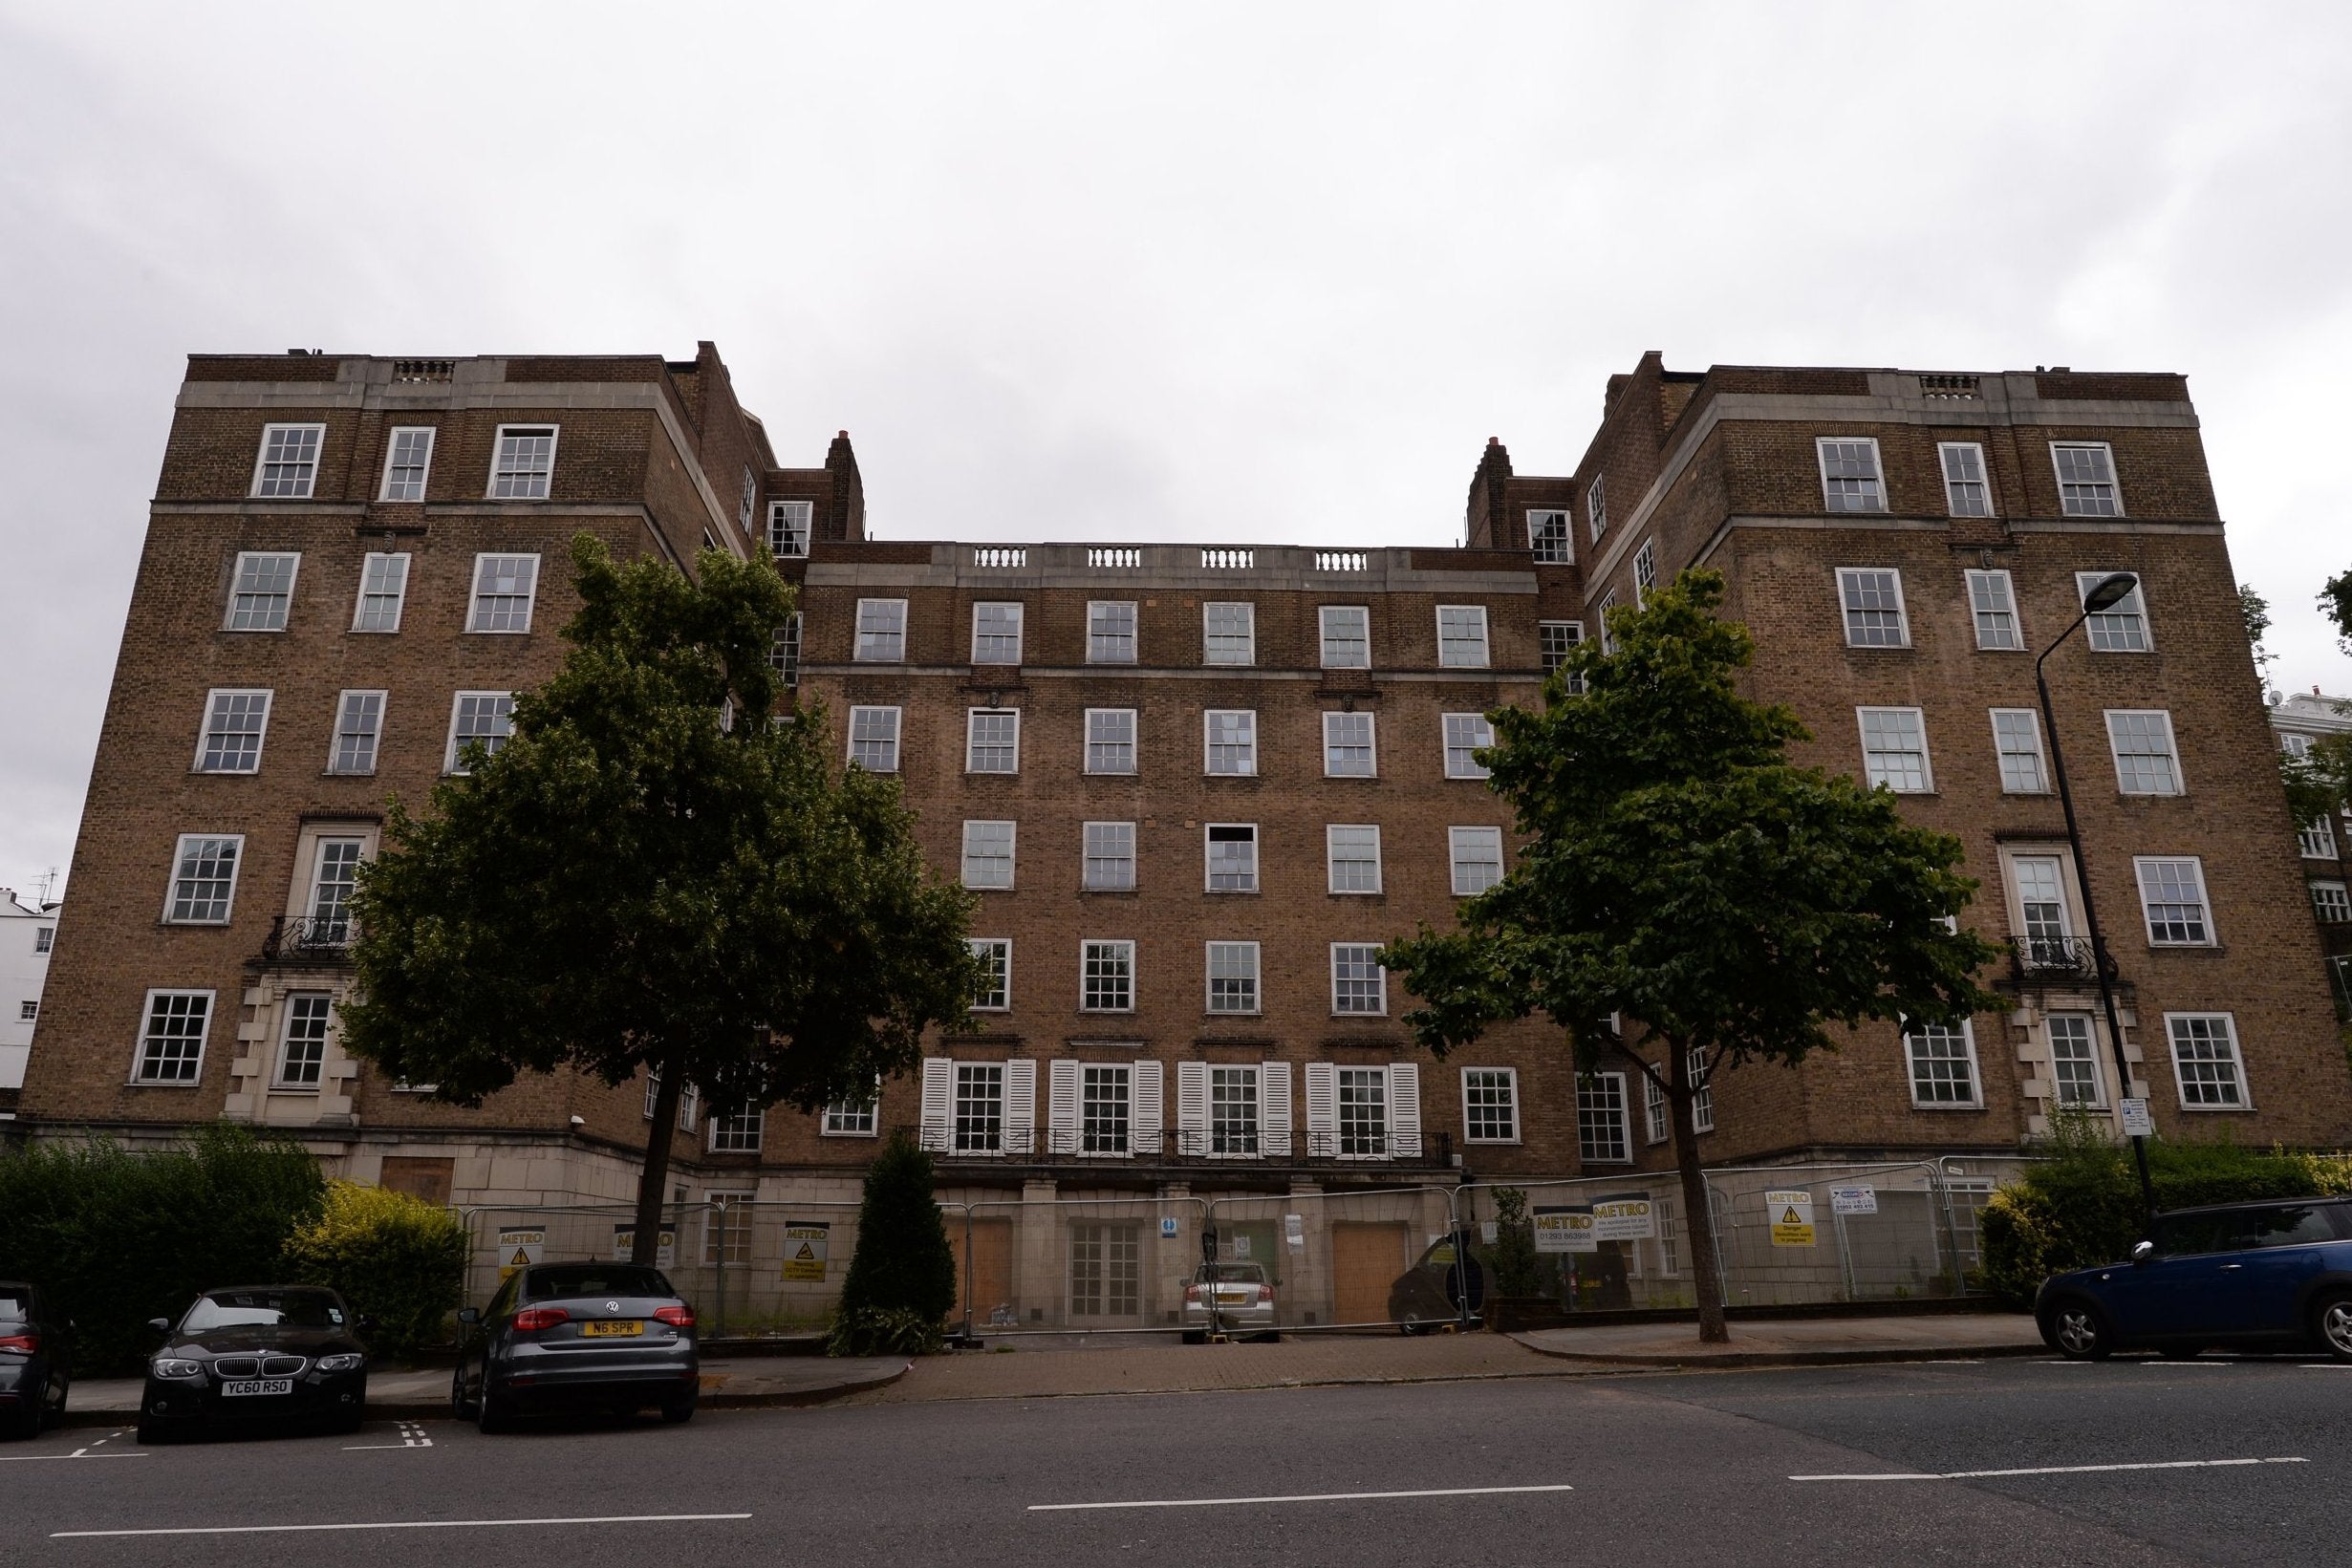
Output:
top-left (580, 1320), bottom-right (643, 1337)
top-left (222, 1379), bottom-right (293, 1397)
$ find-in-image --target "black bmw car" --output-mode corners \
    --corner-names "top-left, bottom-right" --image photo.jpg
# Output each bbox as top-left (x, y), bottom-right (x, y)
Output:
top-left (139, 1286), bottom-right (370, 1444)
top-left (452, 1262), bottom-right (699, 1431)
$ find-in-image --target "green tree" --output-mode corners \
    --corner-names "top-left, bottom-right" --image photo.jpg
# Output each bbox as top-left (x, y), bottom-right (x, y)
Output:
top-left (1379, 570), bottom-right (2000, 1343)
top-left (2240, 583), bottom-right (2276, 687)
top-left (830, 1132), bottom-right (958, 1355)
top-left (341, 536), bottom-right (980, 1263)
top-left (2324, 567), bottom-right (2352, 656)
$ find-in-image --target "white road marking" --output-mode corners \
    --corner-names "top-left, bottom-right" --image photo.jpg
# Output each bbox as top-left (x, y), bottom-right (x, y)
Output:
top-left (0, 1452), bottom-right (147, 1463)
top-left (52, 1514), bottom-right (752, 1539)
top-left (1029, 1484), bottom-right (1575, 1513)
top-left (344, 1420), bottom-right (434, 1451)
top-left (1793, 1457), bottom-right (2306, 1481)
top-left (2299, 1364), bottom-right (2352, 1369)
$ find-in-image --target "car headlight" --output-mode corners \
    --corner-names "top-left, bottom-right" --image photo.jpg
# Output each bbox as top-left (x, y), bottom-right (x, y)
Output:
top-left (151, 1358), bottom-right (204, 1379)
top-left (315, 1353), bottom-right (364, 1373)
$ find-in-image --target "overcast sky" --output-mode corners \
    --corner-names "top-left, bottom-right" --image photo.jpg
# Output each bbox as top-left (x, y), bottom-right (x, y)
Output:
top-left (4, 2), bottom-right (2349, 898)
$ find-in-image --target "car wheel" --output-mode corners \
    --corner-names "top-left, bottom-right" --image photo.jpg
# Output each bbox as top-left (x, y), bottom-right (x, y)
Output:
top-left (660, 1392), bottom-right (696, 1426)
top-left (476, 1378), bottom-right (511, 1435)
top-left (449, 1366), bottom-right (473, 1421)
top-left (2313, 1291), bottom-right (2352, 1364)
top-left (1398, 1313), bottom-right (1425, 1338)
top-left (2045, 1300), bottom-right (2113, 1361)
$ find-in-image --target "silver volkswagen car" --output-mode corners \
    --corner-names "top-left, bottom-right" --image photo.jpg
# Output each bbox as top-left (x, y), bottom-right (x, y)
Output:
top-left (451, 1263), bottom-right (699, 1431)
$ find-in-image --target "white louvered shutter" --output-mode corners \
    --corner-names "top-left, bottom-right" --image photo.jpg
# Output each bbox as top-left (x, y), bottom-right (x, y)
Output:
top-left (1003, 1059), bottom-right (1038, 1155)
top-left (1133, 1061), bottom-right (1164, 1155)
top-left (1304, 1062), bottom-right (1336, 1156)
top-left (918, 1059), bottom-right (953, 1151)
top-left (1047, 1059), bottom-right (1081, 1155)
top-left (1176, 1062), bottom-right (1209, 1156)
top-left (1389, 1062), bottom-right (1422, 1161)
top-left (1260, 1061), bottom-right (1293, 1157)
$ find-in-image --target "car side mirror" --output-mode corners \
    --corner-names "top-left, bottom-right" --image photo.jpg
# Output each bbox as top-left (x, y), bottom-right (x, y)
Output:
top-left (456, 1307), bottom-right (480, 1325)
top-left (2131, 1240), bottom-right (2155, 1266)
top-left (147, 1317), bottom-right (170, 1334)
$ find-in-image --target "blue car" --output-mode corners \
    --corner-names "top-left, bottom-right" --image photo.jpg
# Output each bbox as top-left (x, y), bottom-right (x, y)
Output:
top-left (2034, 1196), bottom-right (2352, 1361)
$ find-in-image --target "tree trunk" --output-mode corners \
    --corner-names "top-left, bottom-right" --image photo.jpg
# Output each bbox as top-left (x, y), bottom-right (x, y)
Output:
top-left (633, 1064), bottom-right (684, 1268)
top-left (1667, 1042), bottom-right (1730, 1344)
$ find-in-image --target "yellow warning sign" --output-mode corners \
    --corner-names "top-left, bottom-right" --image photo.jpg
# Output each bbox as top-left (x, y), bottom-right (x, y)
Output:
top-left (781, 1221), bottom-right (831, 1281)
top-left (1766, 1190), bottom-right (1815, 1248)
top-left (495, 1229), bottom-right (546, 1281)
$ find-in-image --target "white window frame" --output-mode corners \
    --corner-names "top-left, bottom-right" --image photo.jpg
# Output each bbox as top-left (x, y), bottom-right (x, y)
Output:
top-left (853, 598), bottom-right (908, 663)
top-left (770, 615), bottom-right (801, 687)
top-left (2132, 855), bottom-right (2214, 947)
top-left (163, 832), bottom-right (245, 924)
top-left (1587, 473), bottom-right (1608, 541)
top-left (848, 705), bottom-right (902, 773)
top-left (707, 1110), bottom-right (764, 1155)
top-left (1202, 602), bottom-right (1256, 666)
top-left (273, 992), bottom-right (334, 1091)
top-left (486, 423), bottom-right (559, 500)
top-left (1836, 568), bottom-right (1910, 648)
top-left (2105, 709), bottom-right (2184, 796)
top-left (1856, 706), bottom-right (1933, 793)
top-left (1449, 826), bottom-right (1505, 895)
top-left (1817, 436), bottom-right (1888, 512)
top-left (766, 499), bottom-right (812, 558)
top-left (2314, 880), bottom-right (2352, 924)
top-left (2045, 1012), bottom-right (2106, 1108)
top-left (952, 1062), bottom-right (1007, 1155)
top-left (1081, 939), bottom-right (1136, 1013)
top-left (194, 688), bottom-right (273, 774)
top-left (1632, 541), bottom-right (1657, 607)
top-left (1643, 1070), bottom-right (1669, 1144)
top-left (2077, 570), bottom-right (2150, 653)
top-left (1442, 713), bottom-right (1494, 780)
top-left (1087, 601), bottom-right (1137, 664)
top-left (2166, 1013), bottom-right (2249, 1109)
top-left (961, 820), bottom-right (1017, 891)
top-left (249, 423), bottom-right (324, 499)
top-left (1436, 605), bottom-right (1491, 668)
top-left (1319, 605), bottom-right (1371, 669)
top-left (1528, 508), bottom-right (1573, 564)
top-left (1204, 941), bottom-right (1262, 1015)
top-left (225, 550), bottom-right (301, 632)
top-left (1688, 1046), bottom-right (1715, 1133)
top-left (1938, 440), bottom-right (1994, 517)
top-left (379, 426), bottom-right (436, 503)
top-left (1204, 823), bottom-right (1259, 893)
top-left (466, 552), bottom-right (541, 634)
top-left (2052, 440), bottom-right (2124, 518)
top-left (1965, 568), bottom-right (2021, 651)
top-left (352, 551), bottom-right (410, 633)
top-left (970, 937), bottom-right (1011, 1010)
top-left (1464, 1066), bottom-right (1521, 1145)
top-left (823, 1089), bottom-right (881, 1137)
top-left (1082, 822), bottom-right (1136, 891)
top-left (328, 689), bottom-right (387, 776)
top-left (1203, 709), bottom-right (1259, 777)
top-left (1329, 943), bottom-right (1387, 1016)
top-left (2298, 815), bottom-right (2339, 859)
top-left (1085, 708), bottom-right (1137, 775)
top-left (1597, 590), bottom-right (1618, 655)
top-left (970, 601), bottom-right (1025, 665)
top-left (1326, 825), bottom-right (1383, 894)
top-left (443, 691), bottom-right (515, 774)
top-left (1989, 708), bottom-right (2048, 795)
top-left (131, 989), bottom-right (215, 1085)
top-left (1538, 621), bottom-right (1585, 688)
top-left (1576, 1071), bottom-right (1631, 1163)
top-left (1322, 711), bottom-right (1377, 778)
top-left (964, 708), bottom-right (1021, 774)
top-left (1904, 1018), bottom-right (1983, 1108)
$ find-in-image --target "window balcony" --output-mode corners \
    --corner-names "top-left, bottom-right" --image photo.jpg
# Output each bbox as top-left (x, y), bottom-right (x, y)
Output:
top-left (260, 914), bottom-right (355, 963)
top-left (2011, 934), bottom-right (2107, 985)
top-left (897, 1125), bottom-right (1445, 1166)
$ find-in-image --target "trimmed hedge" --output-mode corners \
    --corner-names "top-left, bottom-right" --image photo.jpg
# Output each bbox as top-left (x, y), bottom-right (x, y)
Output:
top-left (282, 1181), bottom-right (469, 1361)
top-left (1981, 1112), bottom-right (2352, 1306)
top-left (830, 1132), bottom-right (954, 1356)
top-left (0, 1126), bottom-right (326, 1373)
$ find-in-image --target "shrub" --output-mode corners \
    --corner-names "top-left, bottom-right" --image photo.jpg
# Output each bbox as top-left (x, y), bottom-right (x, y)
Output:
top-left (1485, 1188), bottom-right (1544, 1298)
top-left (0, 1125), bottom-right (326, 1373)
top-left (830, 1132), bottom-right (955, 1355)
top-left (281, 1181), bottom-right (468, 1361)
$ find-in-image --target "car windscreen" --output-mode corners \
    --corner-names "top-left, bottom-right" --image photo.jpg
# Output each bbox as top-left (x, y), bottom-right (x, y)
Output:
top-left (184, 1290), bottom-right (345, 1331)
top-left (525, 1265), bottom-right (673, 1301)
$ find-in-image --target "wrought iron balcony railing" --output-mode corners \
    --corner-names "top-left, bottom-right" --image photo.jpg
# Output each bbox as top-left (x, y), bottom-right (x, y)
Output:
top-left (2012, 934), bottom-right (2104, 983)
top-left (261, 913), bottom-right (355, 962)
top-left (897, 1124), bottom-right (1439, 1165)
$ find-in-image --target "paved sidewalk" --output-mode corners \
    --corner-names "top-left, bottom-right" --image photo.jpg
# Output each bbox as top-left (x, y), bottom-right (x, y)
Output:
top-left (1515, 1311), bottom-right (2045, 1367)
top-left (55, 1355), bottom-right (909, 1428)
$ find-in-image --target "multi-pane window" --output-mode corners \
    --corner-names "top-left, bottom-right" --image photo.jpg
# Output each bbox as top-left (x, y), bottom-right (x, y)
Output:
top-left (196, 689), bottom-right (272, 773)
top-left (770, 615), bottom-right (801, 686)
top-left (1205, 824), bottom-right (1259, 892)
top-left (1443, 713), bottom-right (1494, 779)
top-left (1337, 1066), bottom-right (1389, 1157)
top-left (353, 552), bottom-right (409, 632)
top-left (1688, 1046), bottom-right (1715, 1132)
top-left (1330, 944), bottom-right (1386, 1014)
top-left (2299, 815), bottom-right (2338, 859)
top-left (1085, 709), bottom-right (1136, 774)
top-left (1990, 708), bottom-right (2047, 793)
top-left (1202, 602), bottom-right (1256, 665)
top-left (971, 602), bottom-right (1024, 664)
top-left (467, 554), bottom-right (539, 633)
top-left (708, 1111), bottom-right (764, 1154)
top-left (1644, 1071), bottom-right (1669, 1144)
top-left (1632, 541), bottom-right (1657, 607)
top-left (1539, 621), bottom-right (1586, 690)
top-left (970, 937), bottom-right (1011, 1009)
top-left (1081, 1065), bottom-right (1132, 1155)
top-left (1939, 441), bottom-right (1993, 516)
top-left (961, 821), bottom-right (1015, 890)
top-left (1083, 822), bottom-right (1136, 891)
top-left (2168, 1015), bottom-right (2246, 1107)
top-left (2078, 571), bottom-right (2148, 651)
top-left (1966, 569), bottom-right (2020, 650)
top-left (251, 424), bottom-right (323, 498)
top-left (227, 551), bottom-right (299, 631)
top-left (1837, 568), bottom-right (1909, 647)
top-left (33, 928), bottom-right (53, 954)
top-left (1205, 710), bottom-right (1258, 776)
top-left (766, 500), bottom-right (812, 558)
top-left (1857, 707), bottom-right (1932, 792)
top-left (854, 599), bottom-right (907, 662)
top-left (955, 1063), bottom-right (1005, 1153)
top-left (1529, 508), bottom-right (1572, 564)
top-left (848, 706), bottom-right (901, 772)
top-left (134, 991), bottom-right (212, 1084)
top-left (2135, 857), bottom-right (2212, 945)
top-left (739, 469), bottom-right (759, 533)
top-left (1210, 1066), bottom-right (1259, 1155)
top-left (445, 693), bottom-right (514, 772)
top-left (1327, 825), bottom-right (1382, 893)
top-left (275, 993), bottom-right (333, 1088)
top-left (2053, 441), bottom-right (2122, 517)
top-left (1576, 1073), bottom-right (1629, 1162)
top-left (166, 834), bottom-right (242, 922)
top-left (1464, 1067), bottom-right (1519, 1143)
top-left (330, 691), bottom-right (384, 775)
top-left (965, 709), bottom-right (1021, 773)
top-left (2048, 1014), bottom-right (2103, 1107)
top-left (2312, 881), bottom-right (2352, 924)
top-left (1905, 1020), bottom-right (1980, 1106)
top-left (380, 427), bottom-right (435, 502)
top-left (1088, 601), bottom-right (1136, 663)
top-left (1587, 473), bottom-right (1608, 541)
top-left (2013, 854), bottom-right (2072, 947)
top-left (1206, 941), bottom-right (1261, 1014)
top-left (1436, 605), bottom-right (1490, 668)
top-left (1323, 712), bottom-right (1376, 777)
top-left (308, 838), bottom-right (363, 943)
top-left (1596, 590), bottom-right (1618, 655)
top-left (1069, 1222), bottom-right (1142, 1315)
top-left (2105, 710), bottom-right (2181, 794)
top-left (823, 1094), bottom-right (879, 1136)
top-left (1320, 605), bottom-right (1370, 669)
top-left (1082, 940), bottom-right (1134, 1011)
top-left (1449, 827), bottom-right (1504, 895)
top-left (1817, 438), bottom-right (1887, 512)
top-left (701, 1191), bottom-right (755, 1265)
top-left (489, 425), bottom-right (557, 499)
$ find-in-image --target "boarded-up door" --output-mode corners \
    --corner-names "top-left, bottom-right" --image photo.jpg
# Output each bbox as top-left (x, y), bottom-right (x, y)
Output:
top-left (378, 1156), bottom-right (454, 1207)
top-left (956, 1218), bottom-right (1013, 1326)
top-left (1330, 1222), bottom-right (1408, 1325)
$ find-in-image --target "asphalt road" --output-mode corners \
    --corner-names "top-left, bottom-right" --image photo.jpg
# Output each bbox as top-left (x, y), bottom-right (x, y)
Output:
top-left (7, 1354), bottom-right (2347, 1567)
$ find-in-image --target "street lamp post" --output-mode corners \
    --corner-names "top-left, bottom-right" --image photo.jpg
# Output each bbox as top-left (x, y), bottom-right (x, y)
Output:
top-left (2033, 570), bottom-right (2158, 1218)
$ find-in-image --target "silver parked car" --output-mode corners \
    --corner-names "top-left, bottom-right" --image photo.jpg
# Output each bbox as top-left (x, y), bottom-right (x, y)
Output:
top-left (1182, 1262), bottom-right (1277, 1341)
top-left (451, 1263), bottom-right (699, 1431)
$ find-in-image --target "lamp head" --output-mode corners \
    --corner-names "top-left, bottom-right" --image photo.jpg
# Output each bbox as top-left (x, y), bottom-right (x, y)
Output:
top-left (2082, 572), bottom-right (2139, 613)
